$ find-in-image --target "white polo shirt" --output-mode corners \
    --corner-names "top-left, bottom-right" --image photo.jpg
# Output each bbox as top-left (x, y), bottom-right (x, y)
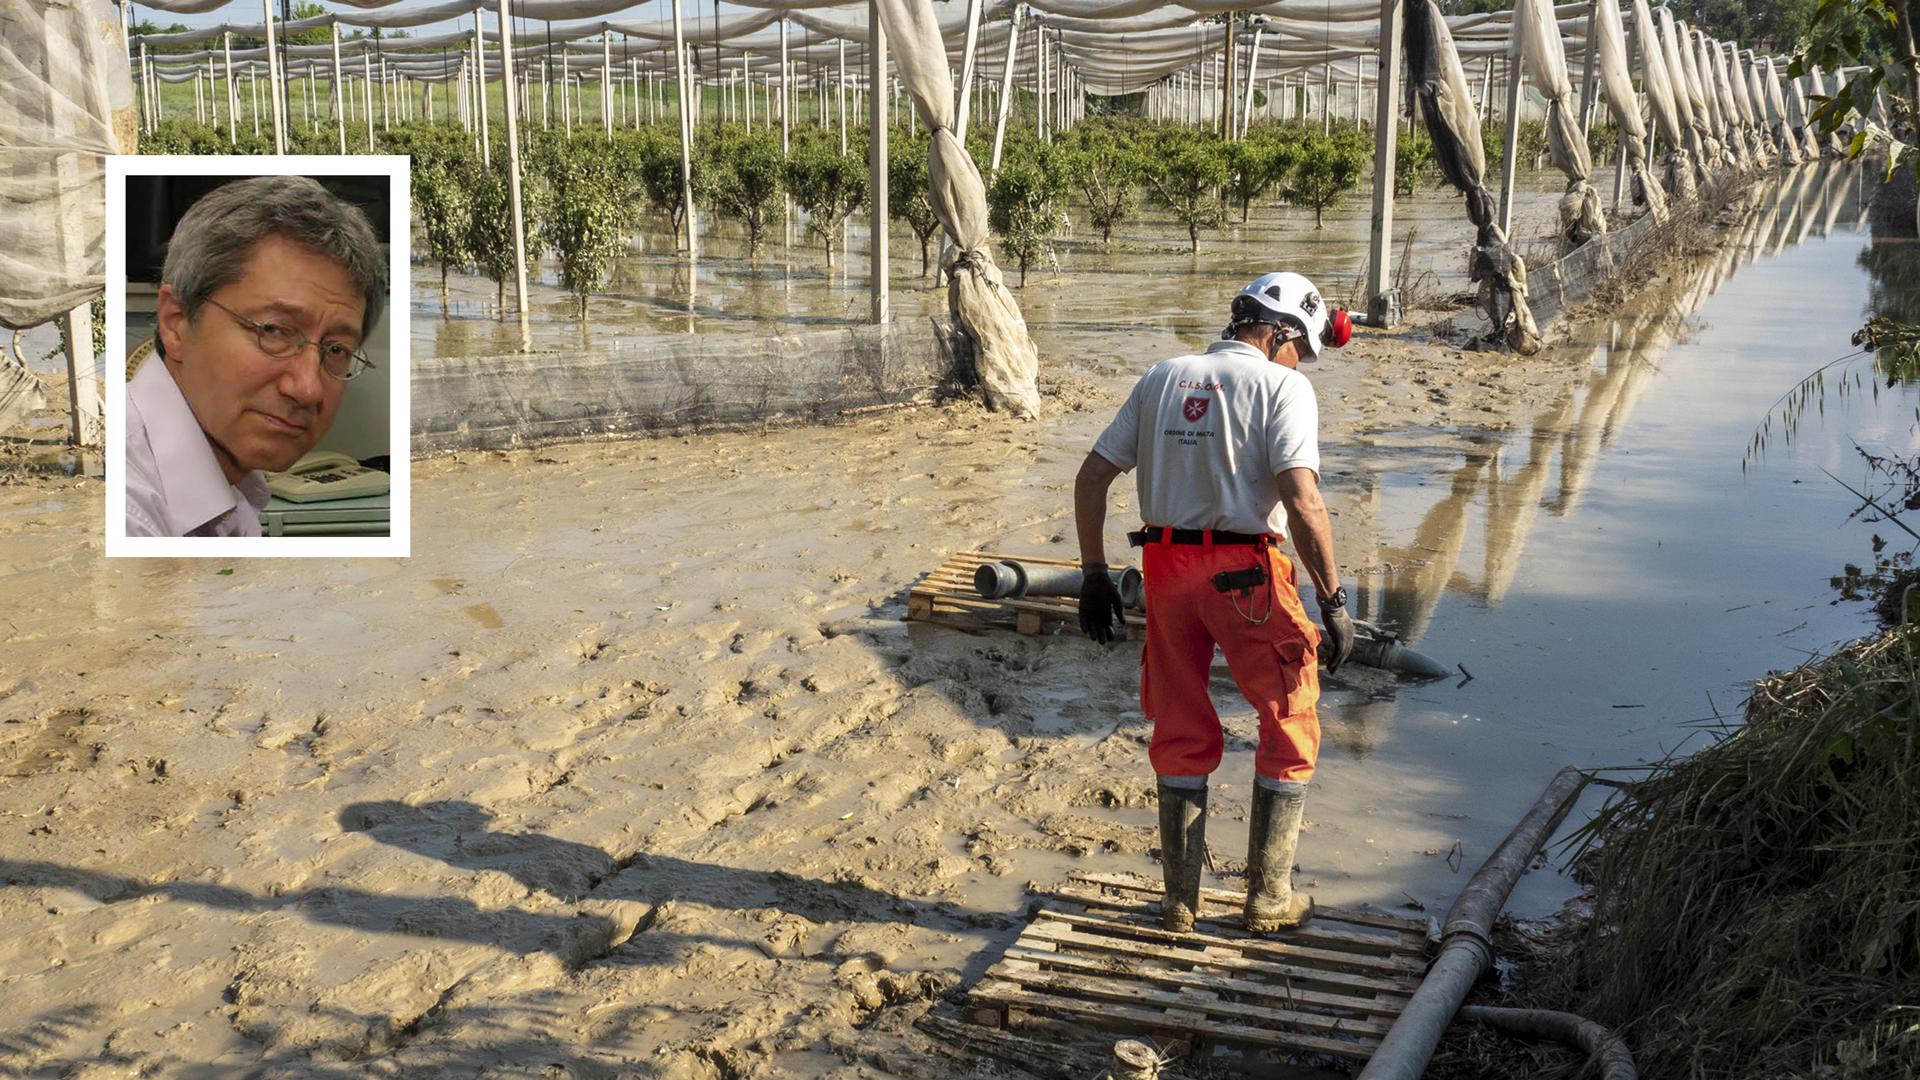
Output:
top-left (1092, 339), bottom-right (1321, 538)
top-left (124, 355), bottom-right (270, 537)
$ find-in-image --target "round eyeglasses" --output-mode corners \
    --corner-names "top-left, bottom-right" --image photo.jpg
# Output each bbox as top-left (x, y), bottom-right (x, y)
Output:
top-left (202, 296), bottom-right (374, 381)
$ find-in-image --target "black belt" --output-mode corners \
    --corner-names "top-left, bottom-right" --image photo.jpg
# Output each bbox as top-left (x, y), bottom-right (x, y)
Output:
top-left (1129, 526), bottom-right (1271, 547)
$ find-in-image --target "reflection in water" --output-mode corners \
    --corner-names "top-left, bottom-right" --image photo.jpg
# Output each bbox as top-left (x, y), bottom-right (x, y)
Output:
top-left (1325, 166), bottom-right (1865, 757)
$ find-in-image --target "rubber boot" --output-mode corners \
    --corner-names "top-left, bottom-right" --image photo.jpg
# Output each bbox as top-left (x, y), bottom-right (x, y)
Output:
top-left (1155, 781), bottom-right (1208, 933)
top-left (1244, 781), bottom-right (1313, 932)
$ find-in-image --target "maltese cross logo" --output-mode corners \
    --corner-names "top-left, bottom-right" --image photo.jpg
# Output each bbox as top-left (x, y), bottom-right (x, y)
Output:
top-left (1183, 396), bottom-right (1209, 422)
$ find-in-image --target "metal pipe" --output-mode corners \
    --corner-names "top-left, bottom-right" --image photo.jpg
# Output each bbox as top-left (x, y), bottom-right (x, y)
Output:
top-left (974, 561), bottom-right (1144, 609)
top-left (1357, 767), bottom-right (1590, 1080)
top-left (1347, 627), bottom-right (1452, 680)
top-left (1457, 1005), bottom-right (1638, 1080)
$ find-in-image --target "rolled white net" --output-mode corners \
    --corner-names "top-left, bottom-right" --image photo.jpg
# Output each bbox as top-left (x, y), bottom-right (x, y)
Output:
top-left (1630, 0), bottom-right (1693, 202)
top-left (1593, 0), bottom-right (1663, 220)
top-left (1516, 0), bottom-right (1602, 244)
top-left (871, 0), bottom-right (1039, 417)
top-left (1705, 36), bottom-right (1750, 168)
top-left (1764, 57), bottom-right (1803, 167)
top-left (1405, 0), bottom-right (1538, 353)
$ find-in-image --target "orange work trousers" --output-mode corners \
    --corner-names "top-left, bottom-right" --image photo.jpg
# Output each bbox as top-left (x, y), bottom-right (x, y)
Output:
top-left (1140, 537), bottom-right (1322, 784)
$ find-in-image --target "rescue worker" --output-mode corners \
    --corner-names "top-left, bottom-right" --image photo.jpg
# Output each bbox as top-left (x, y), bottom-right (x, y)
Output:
top-left (1073, 272), bottom-right (1356, 934)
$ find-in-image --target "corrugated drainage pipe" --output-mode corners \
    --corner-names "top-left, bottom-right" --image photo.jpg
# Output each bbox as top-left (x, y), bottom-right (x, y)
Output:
top-left (1457, 1006), bottom-right (1638, 1080)
top-left (1355, 766), bottom-right (1590, 1080)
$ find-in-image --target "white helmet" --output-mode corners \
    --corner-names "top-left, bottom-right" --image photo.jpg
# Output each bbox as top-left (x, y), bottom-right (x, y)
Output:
top-left (1227, 272), bottom-right (1352, 358)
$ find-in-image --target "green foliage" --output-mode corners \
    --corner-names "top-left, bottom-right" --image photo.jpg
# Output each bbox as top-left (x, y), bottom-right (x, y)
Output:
top-left (888, 130), bottom-right (944, 277)
top-left (467, 159), bottom-right (547, 314)
top-left (1224, 133), bottom-right (1298, 224)
top-left (620, 126), bottom-right (711, 244)
top-left (1283, 130), bottom-right (1369, 228)
top-left (1059, 124), bottom-right (1142, 245)
top-left (785, 131), bottom-right (867, 267)
top-left (538, 134), bottom-right (627, 319)
top-left (1792, 0), bottom-right (1915, 177)
top-left (413, 154), bottom-right (473, 308)
top-left (1395, 130), bottom-right (1435, 196)
top-left (138, 119), bottom-right (270, 155)
top-left (1586, 119), bottom-right (1620, 165)
top-left (1142, 130), bottom-right (1228, 252)
top-left (709, 128), bottom-right (786, 257)
top-left (988, 149), bottom-right (1068, 286)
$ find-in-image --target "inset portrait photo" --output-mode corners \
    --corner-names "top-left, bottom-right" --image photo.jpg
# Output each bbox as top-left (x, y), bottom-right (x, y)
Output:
top-left (105, 156), bottom-right (410, 557)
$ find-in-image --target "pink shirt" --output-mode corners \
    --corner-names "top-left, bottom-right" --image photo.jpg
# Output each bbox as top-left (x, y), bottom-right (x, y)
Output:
top-left (124, 358), bottom-right (269, 537)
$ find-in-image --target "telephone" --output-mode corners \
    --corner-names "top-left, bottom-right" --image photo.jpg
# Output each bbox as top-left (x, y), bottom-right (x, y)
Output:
top-left (265, 451), bottom-right (390, 503)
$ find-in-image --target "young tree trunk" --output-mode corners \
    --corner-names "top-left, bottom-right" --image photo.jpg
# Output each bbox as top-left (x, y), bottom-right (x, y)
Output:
top-left (1188, 220), bottom-right (1199, 252)
top-left (1240, 195), bottom-right (1250, 224)
top-left (919, 235), bottom-right (930, 278)
top-left (440, 263), bottom-right (449, 316)
top-left (497, 279), bottom-right (505, 319)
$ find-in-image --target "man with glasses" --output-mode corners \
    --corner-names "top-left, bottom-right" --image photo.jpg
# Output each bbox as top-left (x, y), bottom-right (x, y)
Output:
top-left (127, 175), bottom-right (385, 537)
top-left (1073, 272), bottom-right (1356, 935)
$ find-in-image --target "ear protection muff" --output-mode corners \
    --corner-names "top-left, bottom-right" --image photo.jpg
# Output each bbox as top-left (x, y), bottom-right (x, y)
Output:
top-left (1323, 308), bottom-right (1354, 350)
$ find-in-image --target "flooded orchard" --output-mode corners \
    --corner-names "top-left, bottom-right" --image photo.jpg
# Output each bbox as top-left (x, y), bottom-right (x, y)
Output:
top-left (1, 163), bottom-right (1913, 1075)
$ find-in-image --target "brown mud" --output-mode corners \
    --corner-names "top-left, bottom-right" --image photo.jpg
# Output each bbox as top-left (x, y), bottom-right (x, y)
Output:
top-left (0, 164), bottom-right (1877, 1076)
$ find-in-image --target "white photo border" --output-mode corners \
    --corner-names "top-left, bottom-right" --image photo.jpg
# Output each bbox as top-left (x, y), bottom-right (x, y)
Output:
top-left (104, 155), bottom-right (412, 559)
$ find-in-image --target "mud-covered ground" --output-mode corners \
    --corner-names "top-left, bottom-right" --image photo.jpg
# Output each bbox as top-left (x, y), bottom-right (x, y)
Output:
top-left (0, 169), bottom-right (1850, 1077)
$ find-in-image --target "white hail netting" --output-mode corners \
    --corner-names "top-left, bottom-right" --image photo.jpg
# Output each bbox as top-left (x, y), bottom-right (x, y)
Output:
top-left (1592, 0), bottom-right (1663, 220)
top-left (1404, 0), bottom-right (1538, 354)
top-left (871, 0), bottom-right (1038, 418)
top-left (1710, 38), bottom-right (1752, 167)
top-left (1630, 0), bottom-right (1691, 202)
top-left (0, 0), bottom-right (134, 330)
top-left (1766, 58), bottom-right (1803, 166)
top-left (1516, 0), bottom-right (1600, 245)
top-left (1664, 13), bottom-right (1717, 189)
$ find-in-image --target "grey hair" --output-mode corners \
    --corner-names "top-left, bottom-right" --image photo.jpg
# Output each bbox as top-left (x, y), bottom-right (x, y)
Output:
top-left (161, 175), bottom-right (387, 344)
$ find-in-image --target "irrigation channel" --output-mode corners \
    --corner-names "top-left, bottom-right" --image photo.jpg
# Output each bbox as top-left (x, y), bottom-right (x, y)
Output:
top-left (0, 162), bottom-right (1911, 1073)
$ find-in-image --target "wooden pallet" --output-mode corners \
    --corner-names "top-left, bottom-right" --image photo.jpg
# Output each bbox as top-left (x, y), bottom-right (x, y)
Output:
top-left (905, 550), bottom-right (1145, 636)
top-left (965, 871), bottom-right (1432, 1067)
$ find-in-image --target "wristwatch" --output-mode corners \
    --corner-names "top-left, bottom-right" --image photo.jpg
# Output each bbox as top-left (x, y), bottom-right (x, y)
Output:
top-left (1319, 585), bottom-right (1348, 610)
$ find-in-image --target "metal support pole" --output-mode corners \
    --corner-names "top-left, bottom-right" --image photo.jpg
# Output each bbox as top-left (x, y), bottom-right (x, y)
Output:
top-left (496, 0), bottom-right (531, 351)
top-left (671, 0), bottom-right (698, 258)
top-left (260, 0), bottom-right (286, 152)
top-left (869, 1), bottom-right (888, 324)
top-left (330, 23), bottom-right (345, 152)
top-left (473, 10), bottom-right (491, 165)
top-left (957, 0), bottom-right (984, 136)
top-left (1499, 23), bottom-right (1524, 236)
top-left (1240, 24), bottom-right (1264, 138)
top-left (603, 33), bottom-right (613, 135)
top-left (990, 6), bottom-right (1022, 173)
top-left (1579, 0), bottom-right (1600, 136)
top-left (362, 51), bottom-right (374, 150)
top-left (222, 31), bottom-right (237, 143)
top-left (1366, 0), bottom-right (1404, 327)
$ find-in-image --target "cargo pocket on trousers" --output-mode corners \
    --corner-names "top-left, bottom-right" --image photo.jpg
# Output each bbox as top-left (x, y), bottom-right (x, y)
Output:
top-left (1271, 638), bottom-right (1318, 719)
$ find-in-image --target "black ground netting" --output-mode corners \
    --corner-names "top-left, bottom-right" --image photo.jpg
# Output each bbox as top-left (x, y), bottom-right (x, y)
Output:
top-left (411, 317), bottom-right (957, 453)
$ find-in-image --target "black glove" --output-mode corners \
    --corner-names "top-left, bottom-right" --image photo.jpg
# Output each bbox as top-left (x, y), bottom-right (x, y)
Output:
top-left (1318, 592), bottom-right (1356, 674)
top-left (1078, 568), bottom-right (1125, 644)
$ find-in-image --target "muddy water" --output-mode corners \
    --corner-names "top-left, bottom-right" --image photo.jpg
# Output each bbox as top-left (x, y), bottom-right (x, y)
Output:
top-left (412, 171), bottom-right (1574, 357)
top-left (1301, 161), bottom-right (1909, 916)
